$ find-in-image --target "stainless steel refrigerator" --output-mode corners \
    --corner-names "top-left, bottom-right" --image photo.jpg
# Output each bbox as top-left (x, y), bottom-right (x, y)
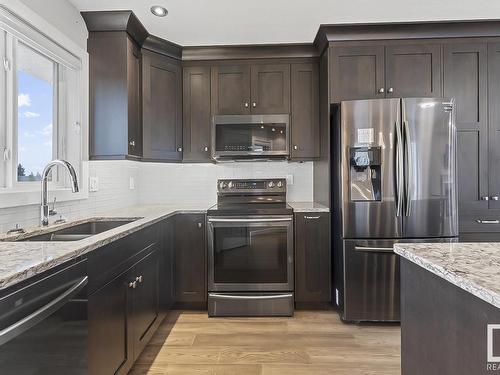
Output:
top-left (331, 98), bottom-right (457, 322)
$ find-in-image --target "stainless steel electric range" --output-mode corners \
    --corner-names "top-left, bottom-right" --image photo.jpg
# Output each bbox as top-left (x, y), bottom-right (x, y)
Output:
top-left (207, 178), bottom-right (294, 317)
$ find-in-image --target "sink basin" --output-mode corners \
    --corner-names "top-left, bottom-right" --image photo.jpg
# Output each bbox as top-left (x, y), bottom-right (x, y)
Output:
top-left (17, 219), bottom-right (139, 242)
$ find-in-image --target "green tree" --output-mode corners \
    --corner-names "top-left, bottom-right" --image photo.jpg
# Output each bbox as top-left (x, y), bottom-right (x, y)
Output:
top-left (17, 163), bottom-right (25, 177)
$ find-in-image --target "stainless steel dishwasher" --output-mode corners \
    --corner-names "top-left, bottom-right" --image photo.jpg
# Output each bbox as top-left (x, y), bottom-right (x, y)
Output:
top-left (0, 259), bottom-right (88, 374)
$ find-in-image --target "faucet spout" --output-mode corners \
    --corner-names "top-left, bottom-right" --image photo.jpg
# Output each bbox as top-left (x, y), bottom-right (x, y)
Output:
top-left (41, 160), bottom-right (79, 226)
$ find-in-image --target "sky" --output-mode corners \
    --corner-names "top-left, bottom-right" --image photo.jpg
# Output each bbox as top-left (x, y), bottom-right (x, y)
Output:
top-left (17, 70), bottom-right (53, 180)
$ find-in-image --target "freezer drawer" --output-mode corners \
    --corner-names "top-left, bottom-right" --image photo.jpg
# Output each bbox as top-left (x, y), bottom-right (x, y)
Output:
top-left (343, 239), bottom-right (400, 322)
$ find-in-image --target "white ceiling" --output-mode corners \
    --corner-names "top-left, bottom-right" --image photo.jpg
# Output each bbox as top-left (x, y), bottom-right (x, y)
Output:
top-left (69, 0), bottom-right (500, 46)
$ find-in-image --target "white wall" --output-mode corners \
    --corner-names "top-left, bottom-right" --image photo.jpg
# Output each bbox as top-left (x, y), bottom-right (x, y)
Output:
top-left (138, 161), bottom-right (314, 206)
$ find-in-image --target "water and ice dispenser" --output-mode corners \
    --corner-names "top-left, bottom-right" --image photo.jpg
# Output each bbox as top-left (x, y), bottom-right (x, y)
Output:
top-left (349, 147), bottom-right (382, 201)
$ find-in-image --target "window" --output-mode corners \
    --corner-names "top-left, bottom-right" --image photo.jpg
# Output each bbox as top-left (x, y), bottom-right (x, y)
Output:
top-left (0, 6), bottom-right (86, 206)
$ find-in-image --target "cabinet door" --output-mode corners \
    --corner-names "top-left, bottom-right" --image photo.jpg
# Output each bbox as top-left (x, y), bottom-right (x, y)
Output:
top-left (385, 44), bottom-right (442, 98)
top-left (443, 43), bottom-right (489, 212)
top-left (330, 45), bottom-right (385, 102)
top-left (290, 63), bottom-right (319, 159)
top-left (142, 50), bottom-right (183, 161)
top-left (294, 213), bottom-right (331, 305)
top-left (174, 214), bottom-right (207, 307)
top-left (488, 43), bottom-right (500, 209)
top-left (127, 38), bottom-right (142, 157)
top-left (88, 269), bottom-right (133, 375)
top-left (183, 66), bottom-right (212, 161)
top-left (250, 64), bottom-right (290, 114)
top-left (132, 248), bottom-right (160, 360)
top-left (211, 65), bottom-right (251, 115)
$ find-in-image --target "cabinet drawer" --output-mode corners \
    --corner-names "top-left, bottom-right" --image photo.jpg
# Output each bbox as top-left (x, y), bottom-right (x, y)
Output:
top-left (459, 213), bottom-right (500, 233)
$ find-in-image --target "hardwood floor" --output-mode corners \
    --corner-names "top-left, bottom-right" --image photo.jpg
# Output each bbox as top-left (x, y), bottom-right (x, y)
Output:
top-left (130, 310), bottom-right (401, 375)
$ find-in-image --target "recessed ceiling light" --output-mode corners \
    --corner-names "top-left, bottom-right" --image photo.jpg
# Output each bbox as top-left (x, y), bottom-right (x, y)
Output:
top-left (150, 5), bottom-right (168, 17)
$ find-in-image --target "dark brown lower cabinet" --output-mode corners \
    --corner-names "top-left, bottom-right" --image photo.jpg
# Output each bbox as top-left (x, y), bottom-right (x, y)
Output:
top-left (88, 245), bottom-right (160, 375)
top-left (174, 213), bottom-right (207, 308)
top-left (294, 212), bottom-right (331, 307)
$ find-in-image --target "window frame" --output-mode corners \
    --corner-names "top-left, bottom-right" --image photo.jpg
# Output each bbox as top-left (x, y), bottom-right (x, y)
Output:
top-left (0, 5), bottom-right (88, 208)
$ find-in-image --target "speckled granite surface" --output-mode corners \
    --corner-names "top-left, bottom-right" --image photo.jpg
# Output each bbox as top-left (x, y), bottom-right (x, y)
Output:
top-left (288, 202), bottom-right (329, 212)
top-left (394, 242), bottom-right (500, 309)
top-left (0, 204), bottom-right (209, 290)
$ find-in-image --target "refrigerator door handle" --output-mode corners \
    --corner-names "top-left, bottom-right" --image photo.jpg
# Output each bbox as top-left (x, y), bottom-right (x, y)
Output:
top-left (403, 120), bottom-right (412, 217)
top-left (395, 121), bottom-right (404, 217)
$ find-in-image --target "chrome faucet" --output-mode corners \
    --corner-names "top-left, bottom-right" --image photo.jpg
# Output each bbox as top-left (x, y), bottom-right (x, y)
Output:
top-left (41, 160), bottom-right (79, 226)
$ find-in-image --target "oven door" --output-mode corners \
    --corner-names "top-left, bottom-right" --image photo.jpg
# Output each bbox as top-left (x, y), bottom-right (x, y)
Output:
top-left (212, 114), bottom-right (290, 159)
top-left (207, 216), bottom-right (294, 292)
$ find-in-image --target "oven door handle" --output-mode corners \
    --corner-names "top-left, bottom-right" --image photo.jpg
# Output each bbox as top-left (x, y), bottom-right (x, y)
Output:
top-left (0, 276), bottom-right (88, 346)
top-left (208, 218), bottom-right (292, 223)
top-left (209, 293), bottom-right (293, 300)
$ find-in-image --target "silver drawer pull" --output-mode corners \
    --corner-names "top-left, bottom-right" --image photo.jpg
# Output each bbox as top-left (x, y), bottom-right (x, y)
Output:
top-left (304, 216), bottom-right (320, 219)
top-left (354, 246), bottom-right (394, 253)
top-left (209, 293), bottom-right (293, 300)
top-left (208, 218), bottom-right (292, 223)
top-left (476, 220), bottom-right (500, 224)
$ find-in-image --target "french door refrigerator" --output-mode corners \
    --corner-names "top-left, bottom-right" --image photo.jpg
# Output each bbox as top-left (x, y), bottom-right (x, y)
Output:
top-left (331, 98), bottom-right (457, 322)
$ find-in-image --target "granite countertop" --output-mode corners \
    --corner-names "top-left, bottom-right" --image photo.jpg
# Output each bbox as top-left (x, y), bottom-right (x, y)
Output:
top-left (288, 202), bottom-right (330, 212)
top-left (394, 242), bottom-right (500, 309)
top-left (0, 204), bottom-right (210, 290)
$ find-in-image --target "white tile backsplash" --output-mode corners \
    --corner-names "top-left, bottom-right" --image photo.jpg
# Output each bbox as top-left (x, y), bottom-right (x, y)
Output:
top-left (0, 160), bottom-right (313, 234)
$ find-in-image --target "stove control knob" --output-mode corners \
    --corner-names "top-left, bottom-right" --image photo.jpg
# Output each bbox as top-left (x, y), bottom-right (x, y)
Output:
top-left (268, 181), bottom-right (275, 188)
top-left (219, 181), bottom-right (227, 189)
top-left (228, 181), bottom-right (234, 189)
top-left (277, 181), bottom-right (283, 188)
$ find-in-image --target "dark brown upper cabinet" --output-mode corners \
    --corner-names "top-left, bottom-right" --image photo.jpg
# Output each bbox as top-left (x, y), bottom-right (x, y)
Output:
top-left (330, 45), bottom-right (385, 102)
top-left (330, 43), bottom-right (442, 102)
top-left (295, 212), bottom-right (330, 306)
top-left (142, 50), bottom-right (183, 162)
top-left (250, 64), bottom-right (290, 114)
top-left (488, 42), bottom-right (500, 210)
top-left (88, 32), bottom-right (143, 160)
top-left (443, 42), bottom-right (488, 217)
top-left (211, 63), bottom-right (290, 115)
top-left (183, 66), bottom-right (212, 162)
top-left (290, 62), bottom-right (320, 159)
top-left (211, 65), bottom-right (251, 115)
top-left (385, 44), bottom-right (442, 98)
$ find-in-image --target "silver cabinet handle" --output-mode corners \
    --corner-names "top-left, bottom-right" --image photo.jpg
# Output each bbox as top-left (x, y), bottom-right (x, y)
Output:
top-left (177, 147), bottom-right (183, 152)
top-left (304, 215), bottom-right (320, 219)
top-left (244, 102), bottom-right (249, 108)
top-left (129, 281), bottom-right (137, 289)
top-left (0, 276), bottom-right (88, 346)
top-left (354, 246), bottom-right (394, 253)
top-left (476, 220), bottom-right (500, 224)
top-left (129, 140), bottom-right (135, 147)
top-left (492, 196), bottom-right (499, 201)
top-left (136, 276), bottom-right (143, 283)
top-left (204, 146), bottom-right (209, 152)
top-left (388, 88), bottom-right (394, 93)
top-left (252, 102), bottom-right (257, 108)
top-left (481, 196), bottom-right (490, 201)
top-left (378, 88), bottom-right (385, 93)
top-left (293, 145), bottom-right (298, 150)
top-left (198, 222), bottom-right (203, 228)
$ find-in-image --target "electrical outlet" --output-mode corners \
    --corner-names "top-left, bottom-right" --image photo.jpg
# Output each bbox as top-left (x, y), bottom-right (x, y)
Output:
top-left (129, 176), bottom-right (135, 190)
top-left (286, 174), bottom-right (294, 185)
top-left (89, 177), bottom-right (99, 192)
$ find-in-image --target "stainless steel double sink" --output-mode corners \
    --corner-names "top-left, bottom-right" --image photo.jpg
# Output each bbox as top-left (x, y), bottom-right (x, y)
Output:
top-left (14, 219), bottom-right (139, 242)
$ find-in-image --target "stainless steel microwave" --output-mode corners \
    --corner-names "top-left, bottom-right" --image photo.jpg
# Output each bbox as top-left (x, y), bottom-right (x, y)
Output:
top-left (211, 114), bottom-right (290, 160)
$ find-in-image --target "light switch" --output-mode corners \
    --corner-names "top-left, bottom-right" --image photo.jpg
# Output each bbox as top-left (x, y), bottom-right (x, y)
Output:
top-left (286, 175), bottom-right (294, 185)
top-left (89, 177), bottom-right (99, 192)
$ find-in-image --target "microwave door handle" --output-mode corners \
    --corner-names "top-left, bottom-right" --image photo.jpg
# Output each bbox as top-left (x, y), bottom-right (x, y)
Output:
top-left (208, 218), bottom-right (292, 223)
top-left (0, 276), bottom-right (88, 346)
